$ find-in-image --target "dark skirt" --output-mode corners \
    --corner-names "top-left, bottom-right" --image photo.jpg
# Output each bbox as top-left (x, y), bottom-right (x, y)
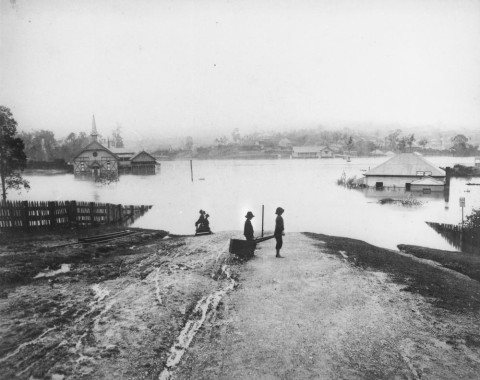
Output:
top-left (275, 235), bottom-right (283, 249)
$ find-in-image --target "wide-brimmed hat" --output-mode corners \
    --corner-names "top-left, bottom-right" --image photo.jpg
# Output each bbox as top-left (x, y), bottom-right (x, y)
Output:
top-left (275, 207), bottom-right (284, 215)
top-left (199, 209), bottom-right (205, 214)
top-left (245, 211), bottom-right (254, 218)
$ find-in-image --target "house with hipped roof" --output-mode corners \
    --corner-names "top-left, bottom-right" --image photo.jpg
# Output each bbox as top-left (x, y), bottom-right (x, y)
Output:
top-left (363, 152), bottom-right (445, 190)
top-left (72, 116), bottom-right (158, 176)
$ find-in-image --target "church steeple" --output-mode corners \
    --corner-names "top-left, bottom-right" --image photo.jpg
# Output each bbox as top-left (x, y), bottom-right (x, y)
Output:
top-left (91, 115), bottom-right (98, 142)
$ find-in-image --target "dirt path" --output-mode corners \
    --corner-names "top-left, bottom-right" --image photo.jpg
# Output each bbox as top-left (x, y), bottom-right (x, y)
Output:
top-left (173, 233), bottom-right (480, 380)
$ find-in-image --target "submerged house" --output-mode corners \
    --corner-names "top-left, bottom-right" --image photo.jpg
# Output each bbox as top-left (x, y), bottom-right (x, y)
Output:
top-left (130, 151), bottom-right (158, 175)
top-left (72, 116), bottom-right (158, 176)
top-left (363, 153), bottom-right (445, 190)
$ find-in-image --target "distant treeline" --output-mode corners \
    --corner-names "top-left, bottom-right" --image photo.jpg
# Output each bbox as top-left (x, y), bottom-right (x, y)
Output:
top-left (25, 159), bottom-right (72, 171)
top-left (17, 127), bottom-right (480, 163)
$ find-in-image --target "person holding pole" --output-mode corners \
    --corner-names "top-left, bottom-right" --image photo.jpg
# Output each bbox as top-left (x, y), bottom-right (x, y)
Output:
top-left (244, 211), bottom-right (255, 241)
top-left (274, 207), bottom-right (285, 258)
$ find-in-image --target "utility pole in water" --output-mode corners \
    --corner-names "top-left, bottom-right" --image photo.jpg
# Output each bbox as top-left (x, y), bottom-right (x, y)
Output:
top-left (190, 160), bottom-right (193, 182)
top-left (261, 205), bottom-right (264, 238)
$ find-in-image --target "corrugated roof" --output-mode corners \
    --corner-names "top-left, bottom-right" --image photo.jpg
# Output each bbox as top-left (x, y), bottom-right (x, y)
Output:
top-left (411, 177), bottom-right (445, 185)
top-left (365, 153), bottom-right (445, 177)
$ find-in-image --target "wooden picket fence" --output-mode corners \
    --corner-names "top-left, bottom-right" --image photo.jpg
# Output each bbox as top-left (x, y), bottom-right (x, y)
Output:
top-left (0, 200), bottom-right (152, 231)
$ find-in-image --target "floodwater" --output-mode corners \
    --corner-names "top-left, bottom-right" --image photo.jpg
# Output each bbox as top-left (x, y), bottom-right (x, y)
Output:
top-left (13, 156), bottom-right (480, 251)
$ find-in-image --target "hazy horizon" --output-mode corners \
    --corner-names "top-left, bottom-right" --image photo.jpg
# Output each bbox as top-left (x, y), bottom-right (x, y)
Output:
top-left (2, 0), bottom-right (480, 142)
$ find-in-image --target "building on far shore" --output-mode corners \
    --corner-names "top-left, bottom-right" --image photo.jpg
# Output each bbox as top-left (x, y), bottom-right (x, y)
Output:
top-left (363, 152), bottom-right (445, 190)
top-left (291, 146), bottom-right (333, 159)
top-left (72, 116), bottom-right (158, 176)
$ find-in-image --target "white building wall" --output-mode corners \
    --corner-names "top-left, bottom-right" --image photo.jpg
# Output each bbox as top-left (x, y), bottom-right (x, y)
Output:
top-left (365, 176), bottom-right (420, 187)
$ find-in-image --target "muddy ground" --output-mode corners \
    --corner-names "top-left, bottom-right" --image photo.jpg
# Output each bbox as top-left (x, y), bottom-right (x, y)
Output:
top-left (1, 229), bottom-right (480, 379)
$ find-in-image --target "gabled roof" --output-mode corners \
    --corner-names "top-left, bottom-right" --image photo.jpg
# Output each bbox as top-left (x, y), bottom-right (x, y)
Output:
top-left (130, 150), bottom-right (158, 162)
top-left (411, 177), bottom-right (445, 185)
top-left (73, 141), bottom-right (119, 160)
top-left (364, 153), bottom-right (445, 177)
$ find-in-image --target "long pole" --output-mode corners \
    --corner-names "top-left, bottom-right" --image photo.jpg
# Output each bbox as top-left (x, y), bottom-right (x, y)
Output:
top-left (190, 160), bottom-right (193, 182)
top-left (261, 204), bottom-right (264, 238)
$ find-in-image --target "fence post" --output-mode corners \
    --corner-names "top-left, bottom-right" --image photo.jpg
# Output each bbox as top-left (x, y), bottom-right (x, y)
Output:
top-left (117, 204), bottom-right (122, 222)
top-left (22, 200), bottom-right (30, 231)
top-left (90, 202), bottom-right (95, 225)
top-left (71, 201), bottom-right (77, 226)
top-left (107, 203), bottom-right (111, 224)
top-left (7, 201), bottom-right (16, 228)
top-left (130, 205), bottom-right (134, 219)
top-left (48, 201), bottom-right (57, 228)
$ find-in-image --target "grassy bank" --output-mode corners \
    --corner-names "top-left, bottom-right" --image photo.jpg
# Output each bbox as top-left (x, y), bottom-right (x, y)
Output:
top-left (304, 232), bottom-right (480, 313)
top-left (398, 244), bottom-right (480, 282)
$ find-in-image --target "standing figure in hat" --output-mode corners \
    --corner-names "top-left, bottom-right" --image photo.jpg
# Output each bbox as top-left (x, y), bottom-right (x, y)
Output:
top-left (274, 207), bottom-right (285, 258)
top-left (244, 211), bottom-right (255, 241)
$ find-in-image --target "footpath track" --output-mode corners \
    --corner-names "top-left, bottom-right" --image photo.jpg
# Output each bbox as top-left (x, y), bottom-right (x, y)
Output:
top-left (172, 233), bottom-right (480, 380)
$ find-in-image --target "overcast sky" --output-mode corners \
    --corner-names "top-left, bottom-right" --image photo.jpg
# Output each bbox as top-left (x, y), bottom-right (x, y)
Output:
top-left (1, 0), bottom-right (480, 141)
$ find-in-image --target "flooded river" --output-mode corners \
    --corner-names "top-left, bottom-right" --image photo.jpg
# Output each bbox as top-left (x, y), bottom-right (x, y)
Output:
top-left (14, 156), bottom-right (480, 251)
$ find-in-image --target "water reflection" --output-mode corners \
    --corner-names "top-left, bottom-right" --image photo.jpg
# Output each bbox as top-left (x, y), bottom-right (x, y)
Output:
top-left (361, 187), bottom-right (445, 201)
top-left (426, 222), bottom-right (480, 254)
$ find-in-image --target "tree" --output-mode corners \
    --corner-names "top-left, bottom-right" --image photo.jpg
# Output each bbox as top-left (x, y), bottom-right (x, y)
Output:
top-left (386, 129), bottom-right (402, 151)
top-left (18, 129), bottom-right (58, 161)
top-left (231, 128), bottom-right (241, 144)
top-left (185, 136), bottom-right (193, 150)
top-left (0, 106), bottom-right (30, 201)
top-left (111, 124), bottom-right (124, 148)
top-left (406, 134), bottom-right (415, 152)
top-left (345, 136), bottom-right (354, 154)
top-left (57, 132), bottom-right (90, 160)
top-left (397, 137), bottom-right (407, 152)
top-left (451, 134), bottom-right (469, 156)
top-left (418, 138), bottom-right (428, 149)
top-left (214, 136), bottom-right (229, 146)
top-left (465, 208), bottom-right (480, 230)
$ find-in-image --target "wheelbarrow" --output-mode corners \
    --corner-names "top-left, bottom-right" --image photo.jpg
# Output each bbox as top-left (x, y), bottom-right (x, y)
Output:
top-left (229, 235), bottom-right (275, 259)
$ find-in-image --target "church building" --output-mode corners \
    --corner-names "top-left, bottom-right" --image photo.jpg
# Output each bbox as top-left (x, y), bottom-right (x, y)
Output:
top-left (72, 116), bottom-right (119, 177)
top-left (72, 116), bottom-right (158, 176)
